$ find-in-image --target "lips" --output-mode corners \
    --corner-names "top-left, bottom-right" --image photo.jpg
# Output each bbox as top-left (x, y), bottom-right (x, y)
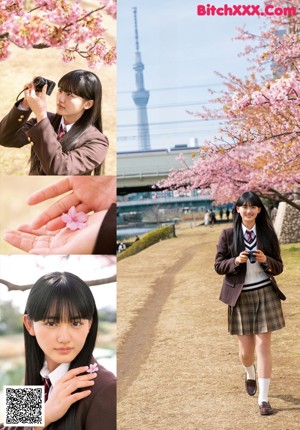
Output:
top-left (55, 348), bottom-right (73, 354)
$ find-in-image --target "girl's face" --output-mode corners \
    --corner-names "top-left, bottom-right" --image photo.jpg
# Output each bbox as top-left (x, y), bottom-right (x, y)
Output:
top-left (56, 88), bottom-right (94, 125)
top-left (24, 315), bottom-right (92, 372)
top-left (236, 204), bottom-right (261, 228)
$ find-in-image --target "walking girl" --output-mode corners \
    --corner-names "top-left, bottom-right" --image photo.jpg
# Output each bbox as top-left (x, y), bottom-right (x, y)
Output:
top-left (215, 191), bottom-right (285, 416)
top-left (0, 70), bottom-right (108, 175)
top-left (0, 271), bottom-right (116, 430)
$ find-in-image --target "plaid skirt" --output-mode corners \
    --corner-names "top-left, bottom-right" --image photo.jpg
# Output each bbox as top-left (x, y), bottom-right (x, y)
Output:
top-left (228, 284), bottom-right (285, 335)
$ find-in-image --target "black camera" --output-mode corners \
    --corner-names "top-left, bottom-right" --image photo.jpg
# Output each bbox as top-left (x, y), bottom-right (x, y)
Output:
top-left (33, 76), bottom-right (56, 95)
top-left (248, 251), bottom-right (256, 264)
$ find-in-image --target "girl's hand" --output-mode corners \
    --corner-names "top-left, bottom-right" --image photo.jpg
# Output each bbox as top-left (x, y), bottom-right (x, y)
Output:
top-left (3, 211), bottom-right (107, 255)
top-left (44, 366), bottom-right (97, 428)
top-left (23, 82), bottom-right (48, 123)
top-left (235, 251), bottom-right (248, 266)
top-left (253, 249), bottom-right (267, 264)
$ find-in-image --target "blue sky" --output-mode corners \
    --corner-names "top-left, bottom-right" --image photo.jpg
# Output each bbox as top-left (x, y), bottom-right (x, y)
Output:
top-left (117, 0), bottom-right (265, 151)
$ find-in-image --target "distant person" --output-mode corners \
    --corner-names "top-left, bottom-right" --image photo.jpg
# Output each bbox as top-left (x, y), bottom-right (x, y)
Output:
top-left (214, 191), bottom-right (286, 416)
top-left (204, 210), bottom-right (210, 226)
top-left (0, 70), bottom-right (108, 175)
top-left (219, 208), bottom-right (224, 220)
top-left (226, 208), bottom-right (230, 221)
top-left (209, 209), bottom-right (216, 227)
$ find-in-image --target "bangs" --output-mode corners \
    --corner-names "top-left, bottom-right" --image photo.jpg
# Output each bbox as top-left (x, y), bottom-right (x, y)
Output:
top-left (26, 272), bottom-right (95, 322)
top-left (58, 72), bottom-right (87, 99)
top-left (58, 70), bottom-right (98, 100)
top-left (236, 192), bottom-right (262, 208)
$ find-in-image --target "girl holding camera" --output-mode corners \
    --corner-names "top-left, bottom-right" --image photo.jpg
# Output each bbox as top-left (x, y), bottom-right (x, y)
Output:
top-left (0, 271), bottom-right (116, 430)
top-left (214, 191), bottom-right (285, 416)
top-left (0, 70), bottom-right (108, 175)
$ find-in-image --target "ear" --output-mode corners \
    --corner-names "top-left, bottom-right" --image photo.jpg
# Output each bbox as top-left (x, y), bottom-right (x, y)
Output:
top-left (257, 207), bottom-right (261, 214)
top-left (236, 206), bottom-right (241, 214)
top-left (88, 320), bottom-right (93, 330)
top-left (84, 100), bottom-right (94, 110)
top-left (23, 314), bottom-right (35, 336)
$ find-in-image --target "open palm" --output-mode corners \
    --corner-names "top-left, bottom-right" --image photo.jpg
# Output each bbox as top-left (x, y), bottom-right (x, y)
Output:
top-left (3, 212), bottom-right (106, 254)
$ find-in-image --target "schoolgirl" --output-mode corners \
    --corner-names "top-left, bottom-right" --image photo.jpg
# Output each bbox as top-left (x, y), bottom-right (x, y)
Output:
top-left (0, 271), bottom-right (116, 429)
top-left (215, 191), bottom-right (286, 416)
top-left (0, 70), bottom-right (108, 175)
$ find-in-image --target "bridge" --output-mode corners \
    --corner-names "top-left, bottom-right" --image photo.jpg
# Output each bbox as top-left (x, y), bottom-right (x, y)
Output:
top-left (117, 193), bottom-right (214, 218)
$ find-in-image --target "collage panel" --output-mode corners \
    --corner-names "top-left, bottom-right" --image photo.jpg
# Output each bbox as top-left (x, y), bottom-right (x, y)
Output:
top-left (117, 1), bottom-right (300, 429)
top-left (0, 255), bottom-right (116, 428)
top-left (0, 176), bottom-right (116, 256)
top-left (0, 1), bottom-right (116, 176)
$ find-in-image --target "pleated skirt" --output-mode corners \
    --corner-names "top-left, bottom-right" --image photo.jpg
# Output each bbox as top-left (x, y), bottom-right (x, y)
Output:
top-left (228, 284), bottom-right (285, 335)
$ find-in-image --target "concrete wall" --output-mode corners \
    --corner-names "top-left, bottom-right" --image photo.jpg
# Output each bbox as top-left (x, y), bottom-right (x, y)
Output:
top-left (274, 200), bottom-right (300, 244)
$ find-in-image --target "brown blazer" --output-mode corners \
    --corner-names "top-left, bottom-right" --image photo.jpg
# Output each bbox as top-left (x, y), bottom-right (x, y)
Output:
top-left (93, 204), bottom-right (116, 255)
top-left (215, 228), bottom-right (286, 307)
top-left (0, 104), bottom-right (108, 175)
top-left (0, 361), bottom-right (116, 430)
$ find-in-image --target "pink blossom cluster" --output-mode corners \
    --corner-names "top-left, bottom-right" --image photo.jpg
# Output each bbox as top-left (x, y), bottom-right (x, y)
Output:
top-left (160, 0), bottom-right (300, 206)
top-left (0, 0), bottom-right (116, 67)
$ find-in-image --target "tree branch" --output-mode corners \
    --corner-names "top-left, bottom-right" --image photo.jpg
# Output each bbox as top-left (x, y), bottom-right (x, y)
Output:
top-left (0, 275), bottom-right (116, 292)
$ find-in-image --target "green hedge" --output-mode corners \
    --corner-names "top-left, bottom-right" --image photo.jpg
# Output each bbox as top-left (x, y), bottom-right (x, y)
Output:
top-left (117, 225), bottom-right (176, 261)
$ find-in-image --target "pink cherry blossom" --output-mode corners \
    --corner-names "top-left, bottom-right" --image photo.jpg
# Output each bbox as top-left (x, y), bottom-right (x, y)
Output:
top-left (0, 0), bottom-right (116, 67)
top-left (159, 0), bottom-right (300, 211)
top-left (61, 206), bottom-right (88, 231)
top-left (87, 363), bottom-right (99, 373)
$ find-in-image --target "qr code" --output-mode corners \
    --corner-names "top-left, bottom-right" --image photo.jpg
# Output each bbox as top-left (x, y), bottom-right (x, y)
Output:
top-left (4, 385), bottom-right (45, 427)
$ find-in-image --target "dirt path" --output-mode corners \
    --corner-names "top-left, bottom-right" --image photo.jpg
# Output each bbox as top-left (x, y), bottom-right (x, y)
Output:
top-left (118, 224), bottom-right (300, 429)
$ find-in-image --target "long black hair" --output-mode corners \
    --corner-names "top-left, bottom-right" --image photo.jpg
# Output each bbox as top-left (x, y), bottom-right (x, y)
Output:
top-left (24, 271), bottom-right (98, 430)
top-left (30, 70), bottom-right (103, 173)
top-left (232, 191), bottom-right (281, 258)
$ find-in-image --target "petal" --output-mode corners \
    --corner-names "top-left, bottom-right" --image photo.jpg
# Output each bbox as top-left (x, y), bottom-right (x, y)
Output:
top-left (76, 212), bottom-right (88, 223)
top-left (61, 213), bottom-right (71, 223)
top-left (68, 206), bottom-right (77, 217)
top-left (67, 221), bottom-right (80, 231)
top-left (76, 222), bottom-right (87, 229)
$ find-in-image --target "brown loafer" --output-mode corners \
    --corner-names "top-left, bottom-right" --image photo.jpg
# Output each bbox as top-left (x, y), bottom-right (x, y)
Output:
top-left (245, 377), bottom-right (257, 396)
top-left (259, 401), bottom-right (273, 415)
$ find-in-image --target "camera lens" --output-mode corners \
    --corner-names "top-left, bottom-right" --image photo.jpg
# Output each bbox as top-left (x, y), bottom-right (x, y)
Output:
top-left (33, 76), bottom-right (46, 92)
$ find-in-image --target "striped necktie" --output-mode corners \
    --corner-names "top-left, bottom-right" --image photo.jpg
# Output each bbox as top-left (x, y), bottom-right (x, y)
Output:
top-left (245, 230), bottom-right (254, 243)
top-left (44, 378), bottom-right (52, 402)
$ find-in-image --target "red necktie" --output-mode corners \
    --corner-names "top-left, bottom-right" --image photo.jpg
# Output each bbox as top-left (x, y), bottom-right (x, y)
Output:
top-left (245, 230), bottom-right (253, 243)
top-left (44, 378), bottom-right (52, 402)
top-left (58, 125), bottom-right (66, 141)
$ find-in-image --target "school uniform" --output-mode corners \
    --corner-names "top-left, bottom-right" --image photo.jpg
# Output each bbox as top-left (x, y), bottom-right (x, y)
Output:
top-left (0, 359), bottom-right (116, 430)
top-left (93, 204), bottom-right (116, 255)
top-left (215, 227), bottom-right (285, 335)
top-left (0, 103), bottom-right (108, 175)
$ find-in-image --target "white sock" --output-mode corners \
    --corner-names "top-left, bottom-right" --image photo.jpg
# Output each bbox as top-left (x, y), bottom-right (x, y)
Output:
top-left (243, 364), bottom-right (256, 380)
top-left (258, 378), bottom-right (270, 404)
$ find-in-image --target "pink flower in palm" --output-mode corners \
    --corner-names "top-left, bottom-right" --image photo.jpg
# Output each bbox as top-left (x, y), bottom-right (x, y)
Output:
top-left (87, 363), bottom-right (99, 373)
top-left (61, 206), bottom-right (88, 230)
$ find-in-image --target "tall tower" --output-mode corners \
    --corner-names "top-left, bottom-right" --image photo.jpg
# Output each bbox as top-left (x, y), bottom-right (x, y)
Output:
top-left (132, 7), bottom-right (151, 151)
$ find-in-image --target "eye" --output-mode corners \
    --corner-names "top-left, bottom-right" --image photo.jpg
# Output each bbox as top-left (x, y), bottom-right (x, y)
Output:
top-left (72, 320), bottom-right (82, 327)
top-left (44, 320), bottom-right (57, 327)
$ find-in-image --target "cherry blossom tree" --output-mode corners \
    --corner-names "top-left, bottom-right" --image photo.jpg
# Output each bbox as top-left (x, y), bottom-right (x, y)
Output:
top-left (159, 0), bottom-right (300, 210)
top-left (0, 0), bottom-right (116, 68)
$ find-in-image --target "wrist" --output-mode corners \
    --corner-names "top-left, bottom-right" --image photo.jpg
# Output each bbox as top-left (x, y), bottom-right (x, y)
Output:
top-left (36, 112), bottom-right (47, 123)
top-left (235, 258), bottom-right (240, 266)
